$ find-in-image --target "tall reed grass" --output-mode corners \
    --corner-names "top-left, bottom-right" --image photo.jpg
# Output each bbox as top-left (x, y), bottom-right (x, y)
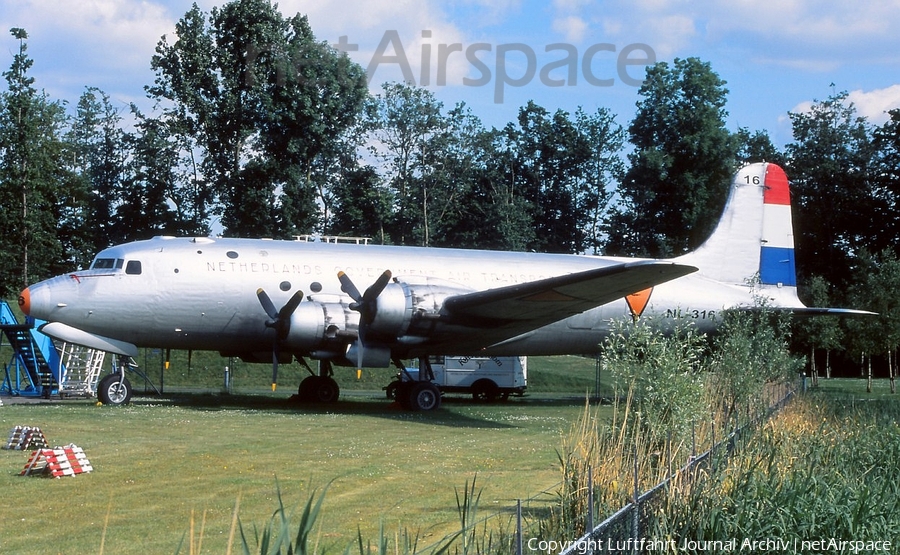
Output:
top-left (653, 394), bottom-right (900, 549)
top-left (551, 309), bottom-right (804, 540)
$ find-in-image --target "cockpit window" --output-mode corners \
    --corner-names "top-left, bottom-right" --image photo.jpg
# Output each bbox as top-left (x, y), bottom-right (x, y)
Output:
top-left (125, 260), bottom-right (142, 275)
top-left (92, 258), bottom-right (118, 269)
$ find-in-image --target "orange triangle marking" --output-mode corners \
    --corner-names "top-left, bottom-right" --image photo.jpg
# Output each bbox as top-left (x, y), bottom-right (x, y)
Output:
top-left (625, 288), bottom-right (653, 319)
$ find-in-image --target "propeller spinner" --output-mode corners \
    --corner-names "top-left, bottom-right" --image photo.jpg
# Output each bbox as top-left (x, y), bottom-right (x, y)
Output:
top-left (256, 288), bottom-right (304, 390)
top-left (338, 270), bottom-right (392, 369)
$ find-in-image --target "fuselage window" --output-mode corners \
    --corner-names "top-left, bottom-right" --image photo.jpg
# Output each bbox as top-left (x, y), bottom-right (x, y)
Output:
top-left (125, 260), bottom-right (143, 275)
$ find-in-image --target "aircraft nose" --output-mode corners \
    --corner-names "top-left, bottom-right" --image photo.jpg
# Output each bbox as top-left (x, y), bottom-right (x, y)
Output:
top-left (18, 287), bottom-right (31, 316)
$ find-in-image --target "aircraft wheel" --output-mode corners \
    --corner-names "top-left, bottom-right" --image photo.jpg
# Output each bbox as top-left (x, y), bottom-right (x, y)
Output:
top-left (309, 376), bottom-right (340, 403)
top-left (298, 376), bottom-right (317, 401)
top-left (97, 374), bottom-right (132, 405)
top-left (397, 382), bottom-right (413, 409)
top-left (471, 379), bottom-right (499, 403)
top-left (407, 382), bottom-right (441, 411)
top-left (385, 380), bottom-right (401, 400)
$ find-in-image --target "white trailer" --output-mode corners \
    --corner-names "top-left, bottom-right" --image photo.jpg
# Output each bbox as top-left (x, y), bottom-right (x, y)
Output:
top-left (386, 356), bottom-right (527, 402)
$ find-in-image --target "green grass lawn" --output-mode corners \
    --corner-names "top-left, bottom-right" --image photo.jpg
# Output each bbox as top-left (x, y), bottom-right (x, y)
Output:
top-left (3, 336), bottom-right (895, 555)
top-left (0, 355), bottom-right (606, 555)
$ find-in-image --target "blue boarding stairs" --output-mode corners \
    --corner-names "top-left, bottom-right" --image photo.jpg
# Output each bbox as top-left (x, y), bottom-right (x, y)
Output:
top-left (1, 299), bottom-right (62, 398)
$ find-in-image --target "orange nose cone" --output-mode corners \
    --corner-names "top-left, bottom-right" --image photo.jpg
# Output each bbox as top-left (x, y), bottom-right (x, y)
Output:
top-left (18, 288), bottom-right (30, 316)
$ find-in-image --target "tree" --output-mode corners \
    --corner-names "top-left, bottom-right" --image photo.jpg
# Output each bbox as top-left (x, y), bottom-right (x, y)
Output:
top-left (735, 127), bottom-right (784, 167)
top-left (573, 106), bottom-right (624, 254)
top-left (64, 87), bottom-right (127, 263)
top-left (871, 109), bottom-right (900, 259)
top-left (785, 92), bottom-right (877, 291)
top-left (120, 107), bottom-right (209, 240)
top-left (429, 117), bottom-right (535, 251)
top-left (846, 250), bottom-right (900, 393)
top-left (606, 57), bottom-right (737, 257)
top-left (363, 82), bottom-right (447, 246)
top-left (0, 28), bottom-right (67, 295)
top-left (329, 164), bottom-right (393, 242)
top-left (792, 275), bottom-right (843, 382)
top-left (146, 1), bottom-right (367, 238)
top-left (505, 102), bottom-right (586, 253)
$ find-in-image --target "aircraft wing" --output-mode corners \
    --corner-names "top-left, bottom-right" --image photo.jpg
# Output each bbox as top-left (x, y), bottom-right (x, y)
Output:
top-left (439, 260), bottom-right (696, 332)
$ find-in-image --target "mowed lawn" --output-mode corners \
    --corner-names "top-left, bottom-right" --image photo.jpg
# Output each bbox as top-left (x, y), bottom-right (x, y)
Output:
top-left (0, 357), bottom-right (602, 554)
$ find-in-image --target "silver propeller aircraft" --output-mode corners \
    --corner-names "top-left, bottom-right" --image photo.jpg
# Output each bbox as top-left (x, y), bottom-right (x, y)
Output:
top-left (19, 162), bottom-right (861, 410)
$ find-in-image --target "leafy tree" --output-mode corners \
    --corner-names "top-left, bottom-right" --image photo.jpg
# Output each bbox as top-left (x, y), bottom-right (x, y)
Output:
top-left (573, 106), bottom-right (624, 254)
top-left (119, 107), bottom-right (209, 240)
top-left (785, 92), bottom-right (877, 290)
top-left (846, 250), bottom-right (900, 392)
top-left (606, 57), bottom-right (737, 257)
top-left (64, 87), bottom-right (128, 263)
top-left (363, 82), bottom-right (447, 246)
top-left (0, 28), bottom-right (67, 294)
top-left (329, 164), bottom-right (393, 242)
top-left (430, 120), bottom-right (534, 251)
top-left (504, 102), bottom-right (586, 253)
top-left (793, 275), bottom-right (843, 381)
top-left (735, 127), bottom-right (784, 167)
top-left (871, 108), bottom-right (900, 259)
top-left (146, 1), bottom-right (367, 238)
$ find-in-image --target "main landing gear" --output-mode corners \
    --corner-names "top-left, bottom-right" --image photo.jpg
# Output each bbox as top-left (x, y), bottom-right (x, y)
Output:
top-left (294, 359), bottom-right (340, 403)
top-left (291, 357), bottom-right (441, 411)
top-left (384, 357), bottom-right (441, 411)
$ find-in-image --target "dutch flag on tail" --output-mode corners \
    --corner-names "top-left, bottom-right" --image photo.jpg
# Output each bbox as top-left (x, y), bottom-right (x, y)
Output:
top-left (759, 164), bottom-right (797, 288)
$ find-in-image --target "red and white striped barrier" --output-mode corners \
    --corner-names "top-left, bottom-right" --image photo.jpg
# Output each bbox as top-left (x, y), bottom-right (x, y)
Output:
top-left (21, 444), bottom-right (93, 478)
top-left (4, 426), bottom-right (50, 450)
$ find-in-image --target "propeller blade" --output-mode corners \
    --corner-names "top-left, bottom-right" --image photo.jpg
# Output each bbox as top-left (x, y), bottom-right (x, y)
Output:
top-left (362, 270), bottom-right (392, 303)
top-left (272, 340), bottom-right (279, 391)
top-left (257, 288), bottom-right (279, 321)
top-left (256, 288), bottom-right (305, 391)
top-left (337, 270), bottom-right (392, 371)
top-left (279, 290), bottom-right (304, 319)
top-left (276, 290), bottom-right (305, 339)
top-left (337, 271), bottom-right (362, 302)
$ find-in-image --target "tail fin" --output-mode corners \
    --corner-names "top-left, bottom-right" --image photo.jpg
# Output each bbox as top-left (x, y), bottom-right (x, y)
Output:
top-left (677, 162), bottom-right (803, 305)
top-left (677, 162), bottom-right (875, 315)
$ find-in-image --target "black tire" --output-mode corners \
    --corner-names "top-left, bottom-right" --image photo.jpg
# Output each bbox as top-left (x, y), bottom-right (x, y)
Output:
top-left (309, 376), bottom-right (340, 403)
top-left (298, 376), bottom-right (318, 401)
top-left (385, 381), bottom-right (401, 400)
top-left (407, 382), bottom-right (441, 411)
top-left (471, 379), bottom-right (499, 402)
top-left (97, 374), bottom-right (132, 405)
top-left (397, 382), bottom-right (413, 410)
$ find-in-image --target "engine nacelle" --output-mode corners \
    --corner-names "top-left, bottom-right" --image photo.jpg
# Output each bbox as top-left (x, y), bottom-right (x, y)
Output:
top-left (279, 277), bottom-right (474, 360)
top-left (367, 276), bottom-right (474, 340)
top-left (283, 299), bottom-right (356, 352)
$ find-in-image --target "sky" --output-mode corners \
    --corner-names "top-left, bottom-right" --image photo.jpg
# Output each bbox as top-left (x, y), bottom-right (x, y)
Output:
top-left (3, 0), bottom-right (900, 148)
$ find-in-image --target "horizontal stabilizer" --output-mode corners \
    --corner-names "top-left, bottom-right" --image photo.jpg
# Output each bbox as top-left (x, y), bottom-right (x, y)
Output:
top-left (783, 307), bottom-right (877, 317)
top-left (39, 322), bottom-right (139, 357)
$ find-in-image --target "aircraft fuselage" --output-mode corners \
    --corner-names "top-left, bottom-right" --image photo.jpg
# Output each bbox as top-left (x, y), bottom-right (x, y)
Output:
top-left (22, 235), bottom-right (750, 363)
